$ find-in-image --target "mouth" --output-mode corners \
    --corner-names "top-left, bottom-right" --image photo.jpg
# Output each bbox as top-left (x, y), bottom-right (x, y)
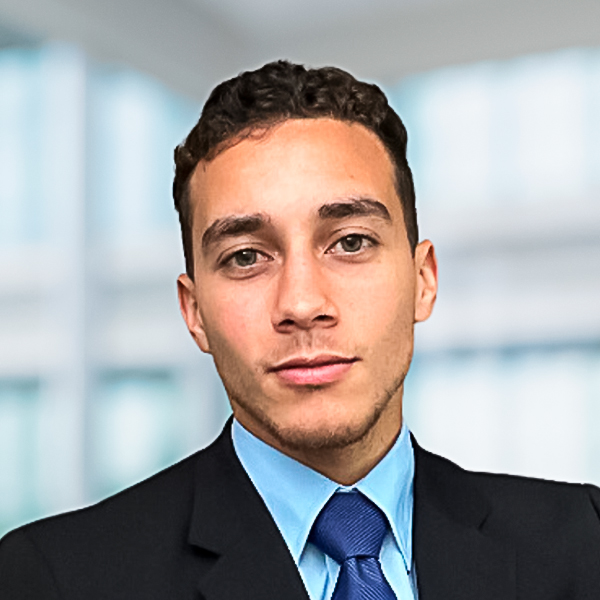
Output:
top-left (268, 354), bottom-right (359, 386)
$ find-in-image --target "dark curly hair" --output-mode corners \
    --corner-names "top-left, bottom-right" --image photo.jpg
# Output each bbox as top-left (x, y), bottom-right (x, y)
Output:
top-left (173, 60), bottom-right (418, 278)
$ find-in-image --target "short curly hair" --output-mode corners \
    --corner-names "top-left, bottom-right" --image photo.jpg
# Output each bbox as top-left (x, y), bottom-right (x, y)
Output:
top-left (173, 60), bottom-right (418, 278)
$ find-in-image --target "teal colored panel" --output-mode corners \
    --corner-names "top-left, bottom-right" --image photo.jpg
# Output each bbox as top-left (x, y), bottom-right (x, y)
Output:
top-left (89, 371), bottom-right (183, 500)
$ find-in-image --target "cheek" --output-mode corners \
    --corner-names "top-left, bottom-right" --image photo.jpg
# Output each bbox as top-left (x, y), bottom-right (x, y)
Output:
top-left (204, 285), bottom-right (270, 358)
top-left (344, 267), bottom-right (415, 335)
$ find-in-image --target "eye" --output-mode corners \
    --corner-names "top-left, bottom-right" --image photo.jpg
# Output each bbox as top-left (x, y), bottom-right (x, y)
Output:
top-left (231, 249), bottom-right (259, 267)
top-left (339, 234), bottom-right (364, 253)
top-left (328, 234), bottom-right (376, 255)
top-left (220, 247), bottom-right (273, 274)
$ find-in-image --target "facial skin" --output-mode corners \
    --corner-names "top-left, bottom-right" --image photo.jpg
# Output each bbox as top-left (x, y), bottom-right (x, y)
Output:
top-left (178, 119), bottom-right (437, 484)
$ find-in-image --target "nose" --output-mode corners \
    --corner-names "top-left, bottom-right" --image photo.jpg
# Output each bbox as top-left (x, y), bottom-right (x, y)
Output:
top-left (272, 252), bottom-right (338, 333)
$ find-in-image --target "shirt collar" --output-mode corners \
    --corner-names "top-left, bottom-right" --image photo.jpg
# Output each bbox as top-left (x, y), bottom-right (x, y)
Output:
top-left (232, 419), bottom-right (414, 572)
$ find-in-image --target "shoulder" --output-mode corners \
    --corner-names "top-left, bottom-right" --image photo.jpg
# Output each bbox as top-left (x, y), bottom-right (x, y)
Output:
top-left (2, 423), bottom-right (235, 543)
top-left (0, 430), bottom-right (232, 599)
top-left (415, 442), bottom-right (600, 541)
top-left (3, 444), bottom-right (200, 548)
top-left (471, 467), bottom-right (600, 516)
top-left (413, 444), bottom-right (600, 596)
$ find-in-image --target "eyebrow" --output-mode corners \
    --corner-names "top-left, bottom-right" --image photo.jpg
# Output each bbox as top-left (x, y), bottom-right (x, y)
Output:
top-left (202, 213), bottom-right (270, 249)
top-left (318, 197), bottom-right (392, 222)
top-left (201, 197), bottom-right (391, 250)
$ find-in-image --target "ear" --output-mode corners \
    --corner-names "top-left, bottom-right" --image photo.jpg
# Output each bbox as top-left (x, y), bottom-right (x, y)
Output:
top-left (413, 240), bottom-right (438, 323)
top-left (177, 274), bottom-right (211, 353)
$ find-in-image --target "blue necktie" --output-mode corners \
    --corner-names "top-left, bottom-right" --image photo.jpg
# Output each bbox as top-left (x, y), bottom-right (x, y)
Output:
top-left (309, 491), bottom-right (397, 600)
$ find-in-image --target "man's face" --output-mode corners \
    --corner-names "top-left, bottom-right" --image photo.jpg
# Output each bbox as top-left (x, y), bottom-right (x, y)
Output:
top-left (179, 119), bottom-right (437, 455)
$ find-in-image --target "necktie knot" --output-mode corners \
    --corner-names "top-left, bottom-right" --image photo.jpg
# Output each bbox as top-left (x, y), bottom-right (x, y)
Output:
top-left (309, 491), bottom-right (389, 564)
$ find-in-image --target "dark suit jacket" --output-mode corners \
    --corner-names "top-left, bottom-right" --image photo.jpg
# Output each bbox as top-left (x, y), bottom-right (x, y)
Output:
top-left (1, 421), bottom-right (600, 599)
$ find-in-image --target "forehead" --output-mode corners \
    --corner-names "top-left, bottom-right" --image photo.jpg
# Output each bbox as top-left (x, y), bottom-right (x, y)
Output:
top-left (188, 118), bottom-right (401, 228)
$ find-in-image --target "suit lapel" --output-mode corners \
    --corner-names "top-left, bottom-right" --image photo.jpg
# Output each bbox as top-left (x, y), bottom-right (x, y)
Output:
top-left (185, 424), bottom-right (516, 600)
top-left (187, 422), bottom-right (310, 600)
top-left (413, 440), bottom-right (516, 600)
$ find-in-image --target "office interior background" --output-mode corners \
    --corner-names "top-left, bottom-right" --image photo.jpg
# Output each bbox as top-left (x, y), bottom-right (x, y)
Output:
top-left (1, 0), bottom-right (600, 537)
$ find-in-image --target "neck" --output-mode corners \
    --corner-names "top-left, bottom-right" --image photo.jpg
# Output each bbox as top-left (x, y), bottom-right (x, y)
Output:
top-left (235, 396), bottom-right (403, 486)
top-left (289, 416), bottom-right (402, 485)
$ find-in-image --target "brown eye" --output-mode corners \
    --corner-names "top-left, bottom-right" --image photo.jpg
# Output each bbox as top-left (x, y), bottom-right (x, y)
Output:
top-left (232, 249), bottom-right (258, 267)
top-left (339, 235), bottom-right (364, 253)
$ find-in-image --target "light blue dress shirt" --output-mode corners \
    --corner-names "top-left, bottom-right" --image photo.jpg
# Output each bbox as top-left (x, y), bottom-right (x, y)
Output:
top-left (232, 419), bottom-right (418, 600)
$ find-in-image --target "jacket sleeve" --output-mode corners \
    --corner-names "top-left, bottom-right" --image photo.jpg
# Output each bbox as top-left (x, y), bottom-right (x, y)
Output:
top-left (0, 529), bottom-right (62, 600)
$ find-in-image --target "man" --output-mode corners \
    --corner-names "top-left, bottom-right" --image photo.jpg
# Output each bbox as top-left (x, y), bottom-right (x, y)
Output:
top-left (1, 60), bottom-right (600, 600)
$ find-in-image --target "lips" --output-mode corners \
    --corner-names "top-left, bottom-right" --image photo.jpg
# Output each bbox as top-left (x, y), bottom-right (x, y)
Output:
top-left (269, 354), bottom-right (358, 386)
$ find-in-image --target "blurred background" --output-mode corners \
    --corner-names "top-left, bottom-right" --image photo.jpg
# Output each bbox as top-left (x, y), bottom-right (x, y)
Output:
top-left (1, 0), bottom-right (600, 537)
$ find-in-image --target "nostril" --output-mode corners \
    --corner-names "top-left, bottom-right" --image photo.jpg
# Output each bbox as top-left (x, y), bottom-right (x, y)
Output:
top-left (314, 314), bottom-right (334, 323)
top-left (275, 313), bottom-right (335, 332)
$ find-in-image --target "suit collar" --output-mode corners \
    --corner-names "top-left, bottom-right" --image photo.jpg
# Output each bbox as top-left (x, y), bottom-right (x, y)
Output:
top-left (232, 418), bottom-right (415, 572)
top-left (412, 437), bottom-right (516, 600)
top-left (185, 423), bottom-right (516, 600)
top-left (188, 419), bottom-right (310, 600)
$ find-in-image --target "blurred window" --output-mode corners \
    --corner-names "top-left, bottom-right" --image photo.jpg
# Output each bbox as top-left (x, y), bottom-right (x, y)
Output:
top-left (1, 44), bottom-right (600, 539)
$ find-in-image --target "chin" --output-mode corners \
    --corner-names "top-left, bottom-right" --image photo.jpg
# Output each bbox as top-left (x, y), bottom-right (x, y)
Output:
top-left (272, 413), bottom-right (381, 452)
top-left (233, 385), bottom-right (399, 453)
